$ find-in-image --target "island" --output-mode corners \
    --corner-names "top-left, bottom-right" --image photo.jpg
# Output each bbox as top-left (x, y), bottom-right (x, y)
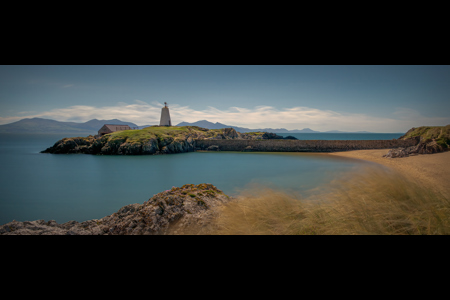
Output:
top-left (40, 126), bottom-right (291, 155)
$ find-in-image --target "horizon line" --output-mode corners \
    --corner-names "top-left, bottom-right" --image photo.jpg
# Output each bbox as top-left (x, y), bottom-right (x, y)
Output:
top-left (0, 116), bottom-right (414, 134)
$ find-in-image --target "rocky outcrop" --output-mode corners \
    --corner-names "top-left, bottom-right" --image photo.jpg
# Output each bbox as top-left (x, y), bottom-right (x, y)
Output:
top-left (206, 128), bottom-right (245, 140)
top-left (41, 133), bottom-right (196, 155)
top-left (0, 184), bottom-right (231, 235)
top-left (203, 129), bottom-right (288, 141)
top-left (383, 125), bottom-right (450, 158)
top-left (284, 135), bottom-right (298, 140)
top-left (223, 128), bottom-right (239, 139)
top-left (40, 127), bottom-right (272, 155)
top-left (262, 132), bottom-right (284, 139)
top-left (237, 133), bottom-right (264, 140)
top-left (236, 132), bottom-right (296, 140)
top-left (383, 138), bottom-right (447, 158)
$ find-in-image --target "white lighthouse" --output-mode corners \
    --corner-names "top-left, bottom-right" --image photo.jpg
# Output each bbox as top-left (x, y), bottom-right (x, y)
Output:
top-left (159, 102), bottom-right (172, 126)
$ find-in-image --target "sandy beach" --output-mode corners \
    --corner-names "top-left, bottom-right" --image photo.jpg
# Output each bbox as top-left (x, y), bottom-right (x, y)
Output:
top-left (329, 149), bottom-right (450, 196)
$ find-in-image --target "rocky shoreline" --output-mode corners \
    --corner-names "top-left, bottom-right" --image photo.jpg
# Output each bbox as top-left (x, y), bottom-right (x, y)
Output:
top-left (383, 125), bottom-right (450, 158)
top-left (383, 137), bottom-right (447, 158)
top-left (40, 126), bottom-right (289, 155)
top-left (0, 183), bottom-right (231, 235)
top-left (7, 125), bottom-right (449, 234)
top-left (38, 124), bottom-right (450, 158)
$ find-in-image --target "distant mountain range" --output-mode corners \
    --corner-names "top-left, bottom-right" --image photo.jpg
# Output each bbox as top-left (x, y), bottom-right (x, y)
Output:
top-left (0, 118), bottom-right (151, 134)
top-left (0, 117), bottom-right (377, 134)
top-left (176, 120), bottom-right (374, 133)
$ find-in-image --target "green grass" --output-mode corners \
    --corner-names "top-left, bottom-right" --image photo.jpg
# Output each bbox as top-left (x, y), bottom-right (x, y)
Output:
top-left (102, 126), bottom-right (266, 144)
top-left (402, 125), bottom-right (450, 148)
top-left (207, 129), bottom-right (225, 137)
top-left (105, 126), bottom-right (200, 143)
top-left (403, 125), bottom-right (450, 139)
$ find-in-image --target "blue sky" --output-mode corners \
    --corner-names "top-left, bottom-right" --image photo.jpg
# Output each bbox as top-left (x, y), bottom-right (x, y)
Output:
top-left (0, 65), bottom-right (449, 132)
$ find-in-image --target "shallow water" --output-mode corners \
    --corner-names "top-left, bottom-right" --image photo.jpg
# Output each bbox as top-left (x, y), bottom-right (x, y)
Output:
top-left (0, 134), bottom-right (377, 224)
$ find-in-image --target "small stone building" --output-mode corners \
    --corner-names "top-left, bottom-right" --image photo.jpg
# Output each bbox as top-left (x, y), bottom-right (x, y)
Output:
top-left (98, 124), bottom-right (131, 136)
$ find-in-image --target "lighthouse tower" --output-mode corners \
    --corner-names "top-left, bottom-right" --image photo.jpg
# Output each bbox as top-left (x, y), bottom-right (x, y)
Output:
top-left (159, 102), bottom-right (172, 126)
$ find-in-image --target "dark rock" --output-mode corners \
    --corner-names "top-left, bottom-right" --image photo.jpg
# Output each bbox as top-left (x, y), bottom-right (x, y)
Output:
top-left (223, 128), bottom-right (239, 139)
top-left (160, 146), bottom-right (169, 154)
top-left (155, 207), bottom-right (164, 215)
top-left (383, 138), bottom-right (446, 158)
top-left (47, 220), bottom-right (58, 227)
top-left (262, 132), bottom-right (284, 139)
top-left (283, 136), bottom-right (298, 140)
top-left (118, 142), bottom-right (142, 155)
top-left (142, 139), bottom-right (159, 154)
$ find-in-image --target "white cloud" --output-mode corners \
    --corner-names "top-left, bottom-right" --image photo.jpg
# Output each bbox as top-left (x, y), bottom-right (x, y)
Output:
top-left (0, 100), bottom-right (448, 132)
top-left (0, 116), bottom-right (26, 125)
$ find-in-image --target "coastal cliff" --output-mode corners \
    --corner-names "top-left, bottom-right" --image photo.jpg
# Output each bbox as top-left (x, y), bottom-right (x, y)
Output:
top-left (0, 183), bottom-right (231, 235)
top-left (383, 125), bottom-right (450, 158)
top-left (41, 126), bottom-right (272, 155)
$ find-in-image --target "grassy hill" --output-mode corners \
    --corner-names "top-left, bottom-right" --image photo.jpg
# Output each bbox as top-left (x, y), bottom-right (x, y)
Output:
top-left (107, 126), bottom-right (204, 143)
top-left (106, 125), bottom-right (267, 140)
top-left (41, 126), bottom-right (270, 155)
top-left (400, 125), bottom-right (450, 148)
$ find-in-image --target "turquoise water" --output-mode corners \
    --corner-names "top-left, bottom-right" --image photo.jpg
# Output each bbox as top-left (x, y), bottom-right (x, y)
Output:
top-left (0, 133), bottom-right (384, 225)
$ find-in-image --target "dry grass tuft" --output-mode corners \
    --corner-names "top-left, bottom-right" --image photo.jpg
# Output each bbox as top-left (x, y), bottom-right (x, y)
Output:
top-left (205, 167), bottom-right (450, 235)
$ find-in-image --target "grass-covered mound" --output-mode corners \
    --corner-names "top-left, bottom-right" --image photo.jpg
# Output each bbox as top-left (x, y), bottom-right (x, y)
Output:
top-left (384, 125), bottom-right (450, 157)
top-left (41, 126), bottom-right (269, 155)
top-left (41, 126), bottom-right (210, 155)
top-left (108, 126), bottom-right (208, 142)
top-left (400, 125), bottom-right (450, 148)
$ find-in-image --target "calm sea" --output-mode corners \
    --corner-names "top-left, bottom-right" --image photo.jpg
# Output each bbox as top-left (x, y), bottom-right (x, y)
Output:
top-left (0, 133), bottom-right (396, 225)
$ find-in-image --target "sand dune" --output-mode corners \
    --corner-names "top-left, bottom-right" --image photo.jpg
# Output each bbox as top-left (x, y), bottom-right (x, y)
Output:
top-left (329, 150), bottom-right (450, 196)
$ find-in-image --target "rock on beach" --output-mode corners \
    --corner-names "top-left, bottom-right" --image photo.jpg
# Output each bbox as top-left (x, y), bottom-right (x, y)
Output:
top-left (383, 138), bottom-right (447, 158)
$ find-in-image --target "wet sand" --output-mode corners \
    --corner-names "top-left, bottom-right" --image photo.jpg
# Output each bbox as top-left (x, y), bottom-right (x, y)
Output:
top-left (328, 149), bottom-right (450, 195)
